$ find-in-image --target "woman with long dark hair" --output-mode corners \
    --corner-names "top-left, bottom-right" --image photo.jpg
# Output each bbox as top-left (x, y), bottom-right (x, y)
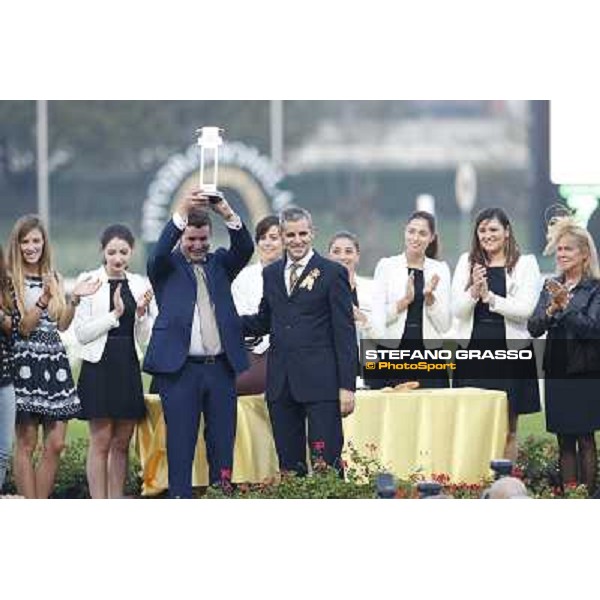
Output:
top-left (73, 224), bottom-right (154, 498)
top-left (371, 211), bottom-right (452, 388)
top-left (452, 207), bottom-right (541, 461)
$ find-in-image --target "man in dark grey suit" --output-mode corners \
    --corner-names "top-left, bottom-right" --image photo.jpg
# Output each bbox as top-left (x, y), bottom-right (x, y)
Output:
top-left (243, 207), bottom-right (356, 474)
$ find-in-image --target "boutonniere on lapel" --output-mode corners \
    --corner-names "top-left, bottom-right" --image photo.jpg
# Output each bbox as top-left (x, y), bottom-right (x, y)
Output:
top-left (299, 268), bottom-right (321, 291)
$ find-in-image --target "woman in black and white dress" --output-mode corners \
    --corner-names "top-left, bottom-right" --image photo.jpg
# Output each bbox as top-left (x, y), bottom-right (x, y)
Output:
top-left (74, 224), bottom-right (154, 498)
top-left (8, 214), bottom-right (100, 498)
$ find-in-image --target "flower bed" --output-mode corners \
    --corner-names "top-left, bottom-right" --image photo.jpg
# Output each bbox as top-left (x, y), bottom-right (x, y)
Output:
top-left (0, 436), bottom-right (593, 499)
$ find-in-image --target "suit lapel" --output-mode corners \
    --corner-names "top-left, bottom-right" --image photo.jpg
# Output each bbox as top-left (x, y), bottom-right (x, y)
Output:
top-left (277, 258), bottom-right (287, 297)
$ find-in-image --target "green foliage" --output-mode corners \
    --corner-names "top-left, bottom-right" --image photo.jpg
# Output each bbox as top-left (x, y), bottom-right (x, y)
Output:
top-left (0, 434), bottom-right (595, 499)
top-left (515, 435), bottom-right (589, 499)
top-left (2, 438), bottom-right (142, 499)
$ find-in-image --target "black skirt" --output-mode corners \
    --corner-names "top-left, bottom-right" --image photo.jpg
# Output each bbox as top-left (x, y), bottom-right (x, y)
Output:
top-left (77, 336), bottom-right (145, 421)
top-left (453, 319), bottom-right (541, 416)
top-left (545, 374), bottom-right (600, 434)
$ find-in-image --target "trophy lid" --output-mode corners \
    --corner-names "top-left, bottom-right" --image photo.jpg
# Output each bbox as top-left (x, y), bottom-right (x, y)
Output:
top-left (196, 126), bottom-right (224, 146)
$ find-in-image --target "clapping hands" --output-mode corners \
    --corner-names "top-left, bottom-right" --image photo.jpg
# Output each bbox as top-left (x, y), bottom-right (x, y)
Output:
top-left (72, 276), bottom-right (102, 301)
top-left (470, 264), bottom-right (489, 301)
top-left (136, 288), bottom-right (154, 318)
top-left (113, 283), bottom-right (125, 318)
top-left (545, 279), bottom-right (570, 315)
top-left (424, 273), bottom-right (440, 307)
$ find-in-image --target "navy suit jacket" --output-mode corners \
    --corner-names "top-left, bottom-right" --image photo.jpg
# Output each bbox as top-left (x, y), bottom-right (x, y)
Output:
top-left (243, 252), bottom-right (357, 403)
top-left (143, 218), bottom-right (253, 376)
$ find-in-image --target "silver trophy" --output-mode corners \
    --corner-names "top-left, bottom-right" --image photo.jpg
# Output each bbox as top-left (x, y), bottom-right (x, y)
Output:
top-left (196, 126), bottom-right (224, 202)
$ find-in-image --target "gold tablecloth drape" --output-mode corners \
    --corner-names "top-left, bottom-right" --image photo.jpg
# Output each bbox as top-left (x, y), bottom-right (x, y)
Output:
top-left (135, 387), bottom-right (507, 496)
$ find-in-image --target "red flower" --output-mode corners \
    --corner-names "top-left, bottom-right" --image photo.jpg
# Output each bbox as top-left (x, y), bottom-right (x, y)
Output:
top-left (220, 468), bottom-right (232, 481)
top-left (312, 440), bottom-right (326, 452)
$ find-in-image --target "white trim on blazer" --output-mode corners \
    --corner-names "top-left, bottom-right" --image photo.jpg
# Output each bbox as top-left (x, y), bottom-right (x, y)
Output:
top-left (451, 252), bottom-right (542, 348)
top-left (370, 254), bottom-right (452, 347)
top-left (73, 266), bottom-right (156, 363)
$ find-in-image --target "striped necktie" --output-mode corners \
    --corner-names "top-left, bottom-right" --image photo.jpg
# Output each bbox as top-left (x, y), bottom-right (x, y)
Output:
top-left (288, 262), bottom-right (301, 295)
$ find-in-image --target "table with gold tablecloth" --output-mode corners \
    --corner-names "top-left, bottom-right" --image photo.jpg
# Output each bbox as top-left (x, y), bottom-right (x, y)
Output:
top-left (135, 387), bottom-right (507, 496)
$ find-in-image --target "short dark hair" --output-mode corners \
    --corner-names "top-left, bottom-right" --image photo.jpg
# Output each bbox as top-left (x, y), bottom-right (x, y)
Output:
top-left (100, 224), bottom-right (135, 250)
top-left (255, 215), bottom-right (280, 243)
top-left (187, 209), bottom-right (212, 230)
top-left (328, 230), bottom-right (360, 253)
top-left (279, 207), bottom-right (313, 229)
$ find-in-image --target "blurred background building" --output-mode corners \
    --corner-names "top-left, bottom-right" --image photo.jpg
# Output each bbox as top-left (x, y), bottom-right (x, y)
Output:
top-left (0, 100), bottom-right (568, 276)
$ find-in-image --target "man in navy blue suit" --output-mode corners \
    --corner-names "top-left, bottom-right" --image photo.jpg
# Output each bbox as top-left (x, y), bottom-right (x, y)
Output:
top-left (243, 207), bottom-right (356, 475)
top-left (143, 189), bottom-right (253, 497)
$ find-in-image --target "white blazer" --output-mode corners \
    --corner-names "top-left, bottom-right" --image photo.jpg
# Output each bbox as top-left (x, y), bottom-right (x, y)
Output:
top-left (370, 254), bottom-right (452, 347)
top-left (73, 266), bottom-right (155, 363)
top-left (451, 253), bottom-right (542, 348)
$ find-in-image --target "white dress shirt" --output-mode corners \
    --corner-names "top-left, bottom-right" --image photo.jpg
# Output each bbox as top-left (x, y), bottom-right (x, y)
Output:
top-left (172, 212), bottom-right (241, 356)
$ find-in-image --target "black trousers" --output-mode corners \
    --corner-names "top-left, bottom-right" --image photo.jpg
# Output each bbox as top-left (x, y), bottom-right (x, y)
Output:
top-left (267, 378), bottom-right (344, 475)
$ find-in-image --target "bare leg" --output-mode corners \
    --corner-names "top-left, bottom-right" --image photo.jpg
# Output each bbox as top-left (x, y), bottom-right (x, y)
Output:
top-left (504, 410), bottom-right (519, 463)
top-left (14, 422), bottom-right (39, 498)
top-left (557, 433), bottom-right (578, 488)
top-left (86, 419), bottom-right (113, 499)
top-left (108, 420), bottom-right (135, 498)
top-left (36, 420), bottom-right (67, 499)
top-left (577, 434), bottom-right (597, 495)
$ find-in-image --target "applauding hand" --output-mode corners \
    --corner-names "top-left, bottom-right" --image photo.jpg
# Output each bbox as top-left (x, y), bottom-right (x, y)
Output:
top-left (113, 283), bottom-right (125, 319)
top-left (424, 273), bottom-right (440, 307)
top-left (136, 288), bottom-right (154, 318)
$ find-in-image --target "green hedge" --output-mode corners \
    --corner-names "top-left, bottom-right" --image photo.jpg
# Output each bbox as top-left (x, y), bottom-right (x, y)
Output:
top-left (2, 438), bottom-right (141, 499)
top-left (0, 436), bottom-right (593, 499)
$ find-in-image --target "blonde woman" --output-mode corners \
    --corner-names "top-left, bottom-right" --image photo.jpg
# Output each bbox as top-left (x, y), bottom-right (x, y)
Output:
top-left (7, 215), bottom-right (100, 498)
top-left (528, 216), bottom-right (600, 494)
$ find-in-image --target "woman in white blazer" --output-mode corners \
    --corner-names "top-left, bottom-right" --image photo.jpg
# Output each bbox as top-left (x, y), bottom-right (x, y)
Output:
top-left (451, 207), bottom-right (541, 461)
top-left (370, 211), bottom-right (452, 388)
top-left (232, 215), bottom-right (283, 395)
top-left (74, 225), bottom-right (154, 498)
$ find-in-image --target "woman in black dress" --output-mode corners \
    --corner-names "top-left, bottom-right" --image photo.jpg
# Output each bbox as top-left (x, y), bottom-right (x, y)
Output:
top-left (528, 216), bottom-right (600, 494)
top-left (74, 225), bottom-right (154, 498)
top-left (452, 208), bottom-right (541, 462)
top-left (370, 212), bottom-right (452, 389)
